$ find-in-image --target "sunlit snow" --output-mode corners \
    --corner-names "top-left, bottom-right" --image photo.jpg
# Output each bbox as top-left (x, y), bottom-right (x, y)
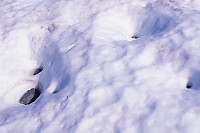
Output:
top-left (1, 0), bottom-right (200, 132)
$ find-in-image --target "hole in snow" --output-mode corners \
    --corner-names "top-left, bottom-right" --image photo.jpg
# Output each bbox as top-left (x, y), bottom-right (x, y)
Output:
top-left (52, 90), bottom-right (58, 93)
top-left (186, 81), bottom-right (193, 89)
top-left (186, 70), bottom-right (200, 90)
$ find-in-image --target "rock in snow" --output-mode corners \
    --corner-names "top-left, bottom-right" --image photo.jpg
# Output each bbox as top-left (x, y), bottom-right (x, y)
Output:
top-left (33, 67), bottom-right (43, 75)
top-left (19, 89), bottom-right (40, 105)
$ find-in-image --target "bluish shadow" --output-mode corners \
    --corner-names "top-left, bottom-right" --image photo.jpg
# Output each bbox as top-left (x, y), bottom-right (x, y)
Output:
top-left (187, 70), bottom-right (200, 90)
top-left (136, 9), bottom-right (177, 38)
top-left (38, 43), bottom-right (71, 94)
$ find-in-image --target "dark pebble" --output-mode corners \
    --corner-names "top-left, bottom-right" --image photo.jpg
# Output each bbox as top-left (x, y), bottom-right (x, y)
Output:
top-left (19, 88), bottom-right (41, 105)
top-left (33, 67), bottom-right (43, 75)
top-left (186, 82), bottom-right (193, 89)
top-left (131, 35), bottom-right (139, 39)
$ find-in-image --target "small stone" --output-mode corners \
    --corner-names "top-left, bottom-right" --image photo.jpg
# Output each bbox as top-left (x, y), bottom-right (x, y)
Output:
top-left (19, 88), bottom-right (41, 105)
top-left (33, 67), bottom-right (43, 75)
top-left (186, 82), bottom-right (193, 89)
top-left (131, 35), bottom-right (139, 39)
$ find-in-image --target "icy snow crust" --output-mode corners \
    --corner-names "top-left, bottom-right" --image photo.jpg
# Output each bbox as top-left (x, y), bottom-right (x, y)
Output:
top-left (1, 0), bottom-right (200, 132)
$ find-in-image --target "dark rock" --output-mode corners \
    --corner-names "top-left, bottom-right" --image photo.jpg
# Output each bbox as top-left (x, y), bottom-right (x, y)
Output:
top-left (131, 35), bottom-right (139, 39)
top-left (186, 82), bottom-right (193, 89)
top-left (33, 67), bottom-right (43, 75)
top-left (19, 88), bottom-right (41, 105)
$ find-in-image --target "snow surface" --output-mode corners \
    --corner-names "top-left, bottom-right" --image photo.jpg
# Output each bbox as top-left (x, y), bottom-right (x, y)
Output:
top-left (1, 0), bottom-right (200, 132)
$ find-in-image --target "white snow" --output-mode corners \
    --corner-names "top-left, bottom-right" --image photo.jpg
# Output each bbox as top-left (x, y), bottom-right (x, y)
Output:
top-left (1, 0), bottom-right (200, 132)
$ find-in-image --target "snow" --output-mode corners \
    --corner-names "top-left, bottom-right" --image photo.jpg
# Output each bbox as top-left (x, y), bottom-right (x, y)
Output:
top-left (1, 0), bottom-right (200, 132)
